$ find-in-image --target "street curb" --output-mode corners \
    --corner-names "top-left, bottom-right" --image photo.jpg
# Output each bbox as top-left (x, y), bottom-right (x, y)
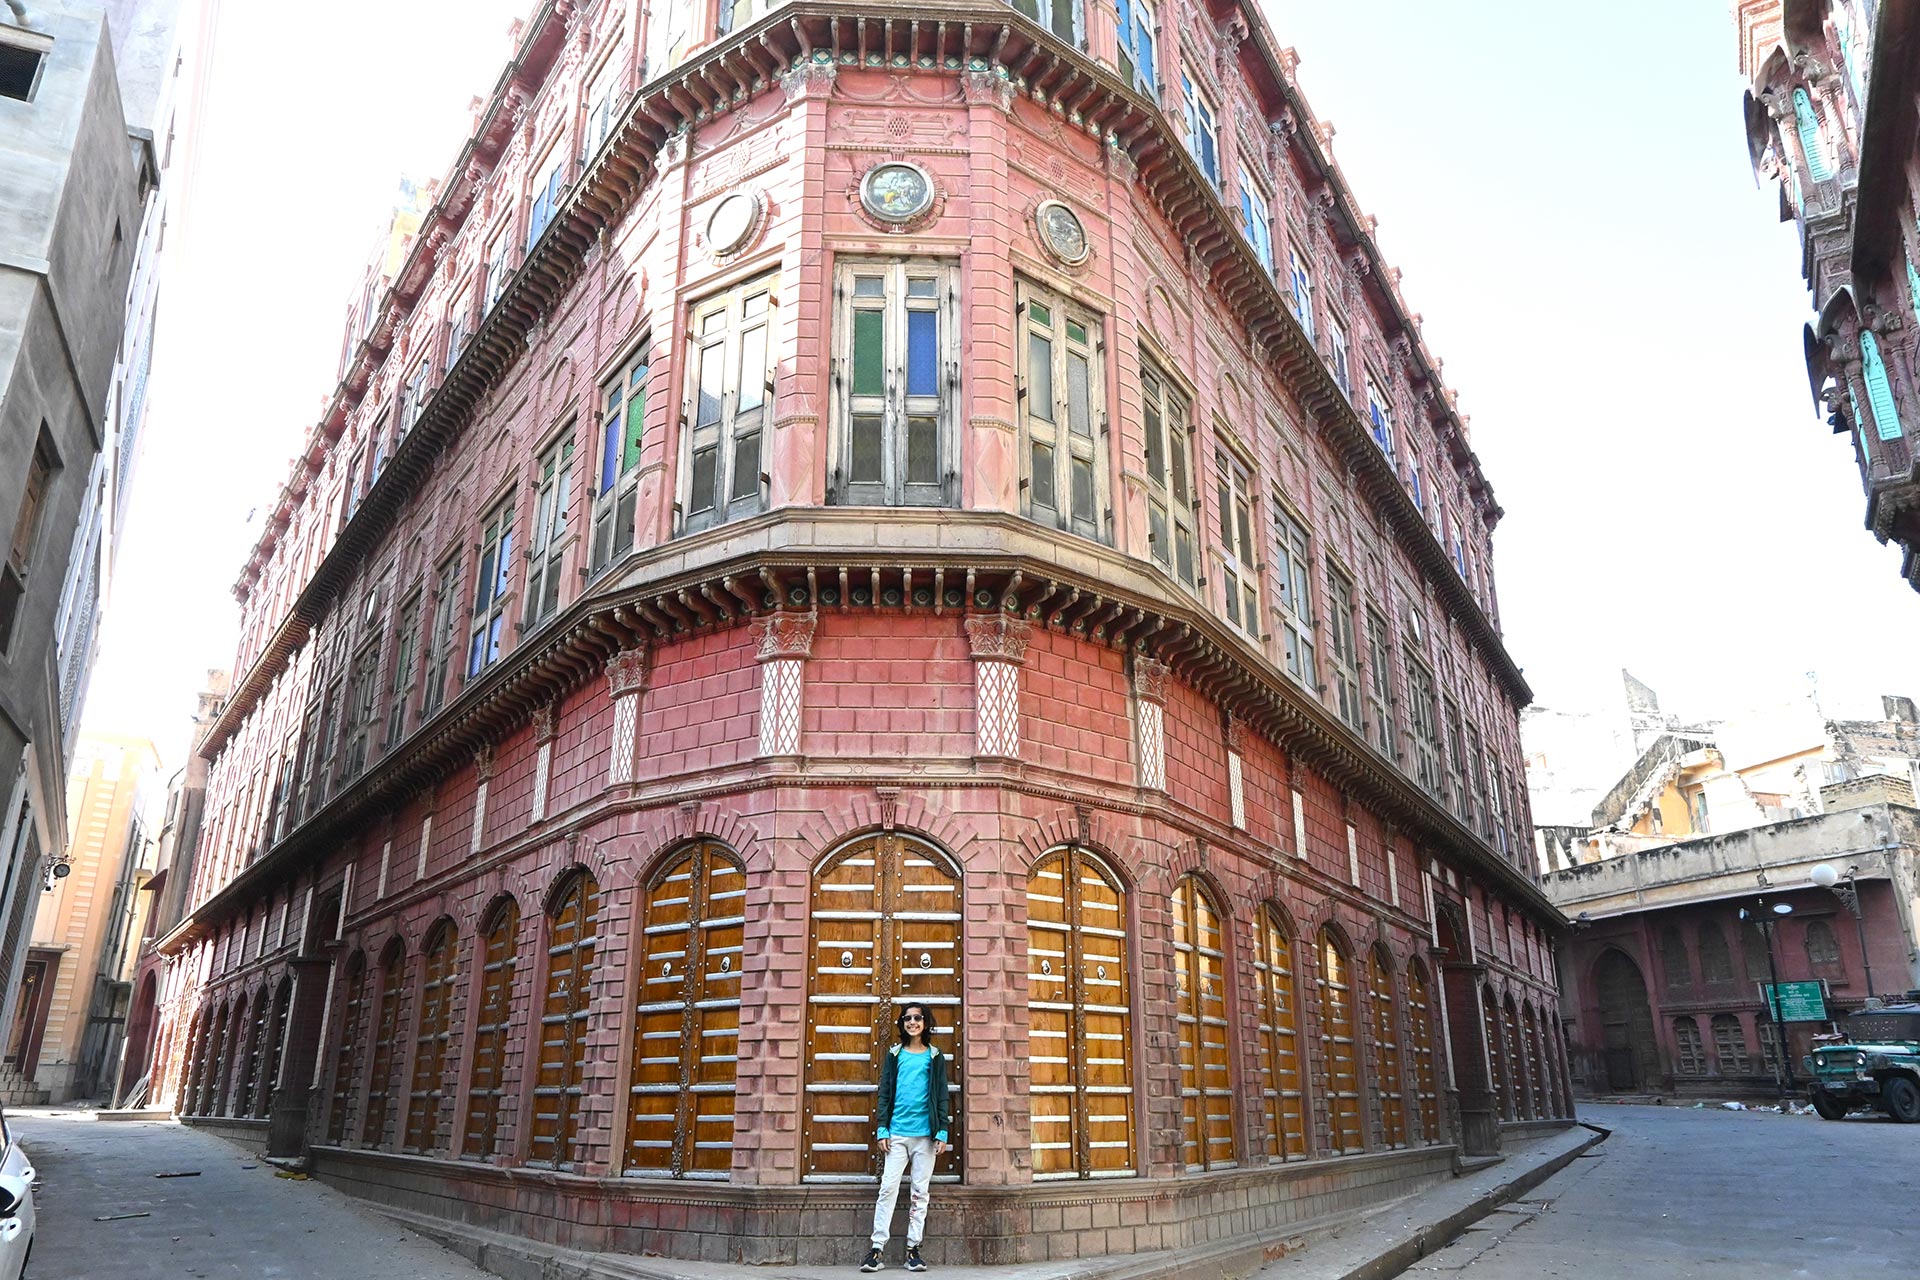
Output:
top-left (1334, 1124), bottom-right (1609, 1280)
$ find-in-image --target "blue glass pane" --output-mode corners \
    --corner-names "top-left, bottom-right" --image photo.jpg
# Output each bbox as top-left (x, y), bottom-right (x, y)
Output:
top-left (907, 309), bottom-right (938, 397)
top-left (601, 415), bottom-right (620, 495)
top-left (1138, 17), bottom-right (1156, 93)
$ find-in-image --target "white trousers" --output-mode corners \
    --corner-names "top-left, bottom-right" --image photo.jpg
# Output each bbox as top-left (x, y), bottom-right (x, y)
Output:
top-left (869, 1135), bottom-right (936, 1248)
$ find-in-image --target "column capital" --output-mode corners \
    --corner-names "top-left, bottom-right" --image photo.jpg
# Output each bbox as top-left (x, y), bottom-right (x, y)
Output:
top-left (964, 613), bottom-right (1032, 664)
top-left (1133, 655), bottom-right (1171, 704)
top-left (751, 609), bottom-right (818, 662)
top-left (606, 645), bottom-right (649, 698)
top-left (532, 700), bottom-right (559, 744)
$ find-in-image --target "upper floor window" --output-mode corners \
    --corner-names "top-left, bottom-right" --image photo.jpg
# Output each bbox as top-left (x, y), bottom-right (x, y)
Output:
top-left (1013, 0), bottom-right (1082, 45)
top-left (1443, 698), bottom-right (1467, 817)
top-left (684, 274), bottom-right (776, 532)
top-left (421, 553), bottom-right (460, 719)
top-left (525, 433), bottom-right (575, 629)
top-left (1364, 608), bottom-right (1396, 757)
top-left (1405, 651), bottom-right (1442, 794)
top-left (526, 147), bottom-right (568, 252)
top-left (1018, 281), bottom-right (1103, 540)
top-left (645, 0), bottom-right (693, 78)
top-left (1324, 566), bottom-right (1362, 729)
top-left (400, 360), bottom-right (430, 439)
top-left (1182, 76), bottom-right (1219, 186)
top-left (344, 448), bottom-right (367, 522)
top-left (1792, 87), bottom-right (1834, 183)
top-left (1407, 452), bottom-right (1424, 512)
top-left (445, 288), bottom-right (472, 372)
top-left (1215, 451), bottom-right (1259, 639)
top-left (832, 261), bottom-right (956, 509)
top-left (386, 594), bottom-right (420, 747)
top-left (1835, 2), bottom-right (1867, 110)
top-left (583, 58), bottom-right (621, 163)
top-left (466, 499), bottom-right (515, 679)
top-left (1117, 0), bottom-right (1158, 96)
top-left (1286, 240), bottom-right (1314, 340)
top-left (1239, 182), bottom-right (1274, 274)
top-left (1325, 312), bottom-right (1350, 395)
top-left (592, 349), bottom-right (648, 576)
top-left (483, 233), bottom-right (511, 316)
top-left (370, 411), bottom-right (394, 484)
top-left (341, 642), bottom-right (380, 781)
top-left (717, 0), bottom-right (772, 35)
top-left (1272, 506), bottom-right (1316, 688)
top-left (1365, 369), bottom-right (1395, 457)
top-left (1, 428), bottom-right (57, 654)
top-left (1141, 360), bottom-right (1196, 590)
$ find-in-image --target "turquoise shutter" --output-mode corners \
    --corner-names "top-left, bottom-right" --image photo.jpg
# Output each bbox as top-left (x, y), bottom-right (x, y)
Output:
top-left (1793, 88), bottom-right (1833, 182)
top-left (1907, 251), bottom-right (1920, 312)
top-left (1860, 331), bottom-right (1904, 440)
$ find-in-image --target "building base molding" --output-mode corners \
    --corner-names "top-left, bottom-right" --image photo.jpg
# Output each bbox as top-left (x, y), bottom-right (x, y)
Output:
top-left (306, 1141), bottom-right (1478, 1268)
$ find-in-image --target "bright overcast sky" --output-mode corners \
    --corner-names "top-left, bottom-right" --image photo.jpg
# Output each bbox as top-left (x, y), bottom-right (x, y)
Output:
top-left (84, 0), bottom-right (1920, 774)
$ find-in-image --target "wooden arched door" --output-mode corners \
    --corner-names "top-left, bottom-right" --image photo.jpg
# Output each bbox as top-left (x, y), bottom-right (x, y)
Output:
top-left (627, 841), bottom-right (745, 1178)
top-left (530, 872), bottom-right (600, 1168)
top-left (1368, 947), bottom-right (1406, 1148)
top-left (404, 921), bottom-right (458, 1154)
top-left (1405, 959), bottom-right (1441, 1143)
top-left (1594, 949), bottom-right (1658, 1093)
top-left (462, 901), bottom-right (519, 1159)
top-left (1252, 905), bottom-right (1306, 1161)
top-left (803, 834), bottom-right (962, 1181)
top-left (1172, 874), bottom-right (1235, 1170)
top-left (1317, 928), bottom-right (1363, 1153)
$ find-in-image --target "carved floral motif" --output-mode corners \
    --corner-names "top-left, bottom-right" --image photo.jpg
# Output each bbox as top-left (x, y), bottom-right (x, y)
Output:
top-left (964, 614), bottom-right (1033, 664)
top-left (606, 646), bottom-right (649, 698)
top-left (1133, 656), bottom-right (1171, 704)
top-left (751, 610), bottom-right (818, 661)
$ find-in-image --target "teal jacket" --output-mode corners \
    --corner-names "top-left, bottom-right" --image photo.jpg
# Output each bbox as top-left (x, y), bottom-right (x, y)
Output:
top-left (875, 1042), bottom-right (951, 1144)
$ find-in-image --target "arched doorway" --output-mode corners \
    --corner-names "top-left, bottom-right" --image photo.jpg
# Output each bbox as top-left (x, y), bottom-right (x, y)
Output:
top-left (1594, 949), bottom-right (1658, 1093)
top-left (117, 969), bottom-right (160, 1104)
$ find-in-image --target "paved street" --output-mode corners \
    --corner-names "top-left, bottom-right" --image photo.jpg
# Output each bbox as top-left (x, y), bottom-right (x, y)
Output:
top-left (11, 1110), bottom-right (491, 1280)
top-left (1406, 1104), bottom-right (1920, 1277)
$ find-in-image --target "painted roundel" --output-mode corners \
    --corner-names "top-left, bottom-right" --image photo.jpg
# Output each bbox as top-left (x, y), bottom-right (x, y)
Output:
top-left (860, 161), bottom-right (935, 223)
top-left (705, 190), bottom-right (761, 257)
top-left (1036, 199), bottom-right (1090, 266)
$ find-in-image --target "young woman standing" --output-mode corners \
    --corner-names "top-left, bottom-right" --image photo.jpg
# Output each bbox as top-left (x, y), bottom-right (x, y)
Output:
top-left (861, 1002), bottom-right (951, 1272)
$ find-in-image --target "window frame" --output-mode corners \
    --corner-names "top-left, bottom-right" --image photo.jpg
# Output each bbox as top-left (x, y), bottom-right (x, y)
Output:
top-left (1141, 357), bottom-right (1198, 592)
top-left (1214, 447), bottom-right (1260, 641)
top-left (1239, 179), bottom-right (1274, 275)
top-left (1286, 238), bottom-right (1314, 340)
top-left (830, 258), bottom-right (959, 510)
top-left (591, 344), bottom-right (649, 576)
top-left (1323, 565), bottom-right (1362, 729)
top-left (1364, 368), bottom-right (1395, 458)
top-left (524, 429), bottom-right (577, 631)
top-left (1181, 75), bottom-right (1220, 186)
top-left (1325, 311), bottom-right (1351, 396)
top-left (682, 273), bottom-right (777, 532)
top-left (386, 592), bottom-right (421, 748)
top-left (1116, 0), bottom-right (1158, 97)
top-left (465, 496), bottom-right (516, 680)
top-left (1017, 279), bottom-right (1106, 541)
top-left (421, 552), bottom-right (460, 719)
top-left (1364, 608), bottom-right (1397, 758)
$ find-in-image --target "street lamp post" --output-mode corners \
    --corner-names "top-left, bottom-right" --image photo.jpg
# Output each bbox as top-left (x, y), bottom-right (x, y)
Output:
top-left (1738, 898), bottom-right (1795, 1105)
top-left (1810, 862), bottom-right (1876, 1000)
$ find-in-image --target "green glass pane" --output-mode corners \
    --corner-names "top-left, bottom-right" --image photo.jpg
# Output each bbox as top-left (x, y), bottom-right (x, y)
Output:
top-left (622, 390), bottom-right (645, 473)
top-left (853, 309), bottom-right (885, 397)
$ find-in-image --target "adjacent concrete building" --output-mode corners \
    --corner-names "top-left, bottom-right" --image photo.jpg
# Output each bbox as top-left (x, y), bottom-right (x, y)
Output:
top-left (1735, 1), bottom-right (1920, 588)
top-left (0, 0), bottom-right (217, 1063)
top-left (1531, 681), bottom-right (1920, 1097)
top-left (153, 1), bottom-right (1567, 1269)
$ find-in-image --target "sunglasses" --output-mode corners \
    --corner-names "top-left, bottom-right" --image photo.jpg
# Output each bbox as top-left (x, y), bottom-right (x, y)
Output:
top-left (902, 1014), bottom-right (925, 1022)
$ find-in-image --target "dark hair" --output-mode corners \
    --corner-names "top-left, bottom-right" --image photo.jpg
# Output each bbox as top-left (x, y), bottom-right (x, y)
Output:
top-left (895, 1002), bottom-right (936, 1043)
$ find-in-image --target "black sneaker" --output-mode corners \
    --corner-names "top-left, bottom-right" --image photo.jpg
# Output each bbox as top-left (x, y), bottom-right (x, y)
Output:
top-left (905, 1245), bottom-right (927, 1272)
top-left (860, 1246), bottom-right (884, 1272)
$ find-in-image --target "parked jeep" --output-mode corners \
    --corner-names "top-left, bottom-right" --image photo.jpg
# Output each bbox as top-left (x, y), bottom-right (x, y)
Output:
top-left (1805, 1003), bottom-right (1920, 1122)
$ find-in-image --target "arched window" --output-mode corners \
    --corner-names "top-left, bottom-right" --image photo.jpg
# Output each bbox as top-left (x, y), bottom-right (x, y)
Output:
top-left (1672, 1016), bottom-right (1706, 1075)
top-left (1861, 330), bottom-right (1905, 440)
top-left (254, 980), bottom-right (293, 1119)
top-left (1172, 874), bottom-right (1235, 1170)
top-left (1483, 988), bottom-right (1512, 1120)
top-left (1658, 925), bottom-right (1691, 991)
top-left (1804, 917), bottom-right (1842, 967)
top-left (804, 834), bottom-right (964, 1181)
top-left (404, 920), bottom-right (458, 1154)
top-left (362, 941), bottom-right (408, 1147)
top-left (1252, 905), bottom-right (1306, 1161)
top-left (1524, 1004), bottom-right (1549, 1118)
top-left (1316, 927), bottom-right (1363, 1153)
top-left (325, 952), bottom-right (368, 1142)
top-left (627, 841), bottom-right (745, 1179)
top-left (179, 1009), bottom-right (208, 1116)
top-left (1697, 926), bottom-right (1734, 986)
top-left (530, 871), bottom-right (600, 1169)
top-left (1504, 997), bottom-right (1531, 1120)
top-left (1027, 845), bottom-right (1133, 1180)
top-left (1742, 923), bottom-right (1773, 984)
top-left (1405, 959), bottom-right (1441, 1143)
top-left (234, 993), bottom-right (267, 1118)
top-left (219, 994), bottom-right (248, 1117)
top-left (1711, 1013), bottom-right (1751, 1074)
top-left (462, 899), bottom-right (519, 1159)
top-left (1793, 87), bottom-right (1834, 181)
top-left (1367, 946), bottom-right (1406, 1148)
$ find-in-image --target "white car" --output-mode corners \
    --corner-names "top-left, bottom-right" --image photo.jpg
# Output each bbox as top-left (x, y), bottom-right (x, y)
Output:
top-left (0, 1112), bottom-right (32, 1279)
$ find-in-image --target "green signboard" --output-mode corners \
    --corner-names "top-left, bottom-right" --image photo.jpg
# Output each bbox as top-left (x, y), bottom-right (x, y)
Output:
top-left (1759, 980), bottom-right (1829, 1023)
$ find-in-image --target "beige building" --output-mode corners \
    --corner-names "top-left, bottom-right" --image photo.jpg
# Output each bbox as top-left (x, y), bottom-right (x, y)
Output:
top-left (2, 733), bottom-right (158, 1102)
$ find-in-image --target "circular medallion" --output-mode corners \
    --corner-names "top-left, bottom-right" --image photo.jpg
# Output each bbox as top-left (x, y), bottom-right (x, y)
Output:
top-left (1035, 199), bottom-right (1090, 266)
top-left (705, 191), bottom-right (761, 257)
top-left (860, 161), bottom-right (935, 223)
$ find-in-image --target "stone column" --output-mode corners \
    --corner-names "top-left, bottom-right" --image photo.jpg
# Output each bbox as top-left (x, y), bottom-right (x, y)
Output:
top-left (1133, 656), bottom-right (1169, 790)
top-left (965, 614), bottom-right (1031, 758)
top-left (605, 647), bottom-right (648, 783)
top-left (529, 701), bottom-right (558, 823)
top-left (468, 745), bottom-right (494, 856)
top-left (750, 611), bottom-right (816, 757)
top-left (961, 68), bottom-right (1020, 514)
top-left (1224, 714), bottom-right (1247, 830)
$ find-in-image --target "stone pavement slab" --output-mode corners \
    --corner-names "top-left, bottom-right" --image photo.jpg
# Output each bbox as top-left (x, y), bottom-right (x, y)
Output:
top-left (10, 1109), bottom-right (493, 1280)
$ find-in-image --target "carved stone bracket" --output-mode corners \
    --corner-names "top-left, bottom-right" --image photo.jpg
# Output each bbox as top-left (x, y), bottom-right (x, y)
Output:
top-left (1104, 136), bottom-right (1138, 184)
top-left (1133, 655), bottom-right (1170, 704)
top-left (781, 58), bottom-right (837, 103)
top-left (877, 787), bottom-right (901, 831)
top-left (964, 614), bottom-right (1032, 664)
top-left (751, 610), bottom-right (818, 662)
top-left (605, 646), bottom-right (650, 698)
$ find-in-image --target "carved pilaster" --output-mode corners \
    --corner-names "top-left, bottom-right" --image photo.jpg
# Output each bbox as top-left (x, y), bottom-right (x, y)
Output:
top-left (752, 611), bottom-right (816, 756)
top-left (751, 610), bottom-right (818, 661)
top-left (1105, 136), bottom-right (1138, 184)
top-left (1133, 656), bottom-right (1170, 705)
top-left (781, 58), bottom-right (837, 102)
top-left (962, 67), bottom-right (1017, 112)
top-left (963, 614), bottom-right (1032, 663)
top-left (606, 646), bottom-right (650, 698)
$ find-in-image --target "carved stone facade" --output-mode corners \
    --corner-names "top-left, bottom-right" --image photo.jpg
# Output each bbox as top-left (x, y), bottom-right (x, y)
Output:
top-left (154, 1), bottom-right (1565, 1270)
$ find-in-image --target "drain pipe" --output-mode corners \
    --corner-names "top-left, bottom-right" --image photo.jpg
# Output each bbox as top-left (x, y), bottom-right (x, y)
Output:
top-left (3, 2), bottom-right (33, 28)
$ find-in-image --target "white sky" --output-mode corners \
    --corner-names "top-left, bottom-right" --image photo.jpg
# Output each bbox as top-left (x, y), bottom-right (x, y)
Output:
top-left (83, 0), bottom-right (1920, 775)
